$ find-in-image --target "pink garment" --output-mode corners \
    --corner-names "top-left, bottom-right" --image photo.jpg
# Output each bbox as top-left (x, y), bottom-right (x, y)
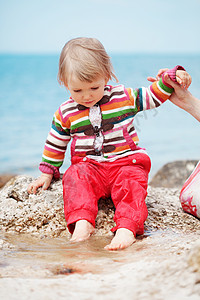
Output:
top-left (62, 153), bottom-right (151, 236)
top-left (39, 162), bottom-right (60, 179)
top-left (180, 161), bottom-right (200, 218)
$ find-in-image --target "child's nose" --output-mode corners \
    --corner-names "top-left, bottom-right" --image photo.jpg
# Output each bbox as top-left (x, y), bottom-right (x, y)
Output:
top-left (83, 93), bottom-right (91, 100)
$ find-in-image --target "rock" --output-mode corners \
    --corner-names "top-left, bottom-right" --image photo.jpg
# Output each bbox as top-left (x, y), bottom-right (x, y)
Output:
top-left (188, 240), bottom-right (200, 273)
top-left (150, 160), bottom-right (199, 188)
top-left (0, 174), bottom-right (16, 188)
top-left (0, 175), bottom-right (115, 237)
top-left (1, 175), bottom-right (200, 237)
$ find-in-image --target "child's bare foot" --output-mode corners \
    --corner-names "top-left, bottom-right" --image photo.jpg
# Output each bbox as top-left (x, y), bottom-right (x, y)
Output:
top-left (70, 220), bottom-right (95, 242)
top-left (104, 228), bottom-right (136, 251)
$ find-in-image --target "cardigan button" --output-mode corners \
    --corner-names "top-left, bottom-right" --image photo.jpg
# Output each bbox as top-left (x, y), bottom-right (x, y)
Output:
top-left (83, 157), bottom-right (87, 161)
top-left (132, 159), bottom-right (136, 163)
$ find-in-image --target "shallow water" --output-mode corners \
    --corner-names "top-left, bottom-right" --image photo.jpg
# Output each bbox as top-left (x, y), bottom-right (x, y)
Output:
top-left (1, 231), bottom-right (200, 300)
top-left (0, 230), bottom-right (192, 279)
top-left (0, 233), bottom-right (144, 277)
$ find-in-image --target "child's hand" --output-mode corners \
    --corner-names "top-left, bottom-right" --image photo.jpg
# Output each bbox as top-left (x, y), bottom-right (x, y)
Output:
top-left (147, 68), bottom-right (168, 82)
top-left (176, 70), bottom-right (192, 89)
top-left (27, 173), bottom-right (53, 194)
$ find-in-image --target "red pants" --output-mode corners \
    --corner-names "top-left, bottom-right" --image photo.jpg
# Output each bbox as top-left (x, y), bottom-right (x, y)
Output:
top-left (62, 153), bottom-right (151, 236)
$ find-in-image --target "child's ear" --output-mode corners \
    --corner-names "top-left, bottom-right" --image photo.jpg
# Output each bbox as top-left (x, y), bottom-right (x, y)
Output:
top-left (105, 77), bottom-right (109, 85)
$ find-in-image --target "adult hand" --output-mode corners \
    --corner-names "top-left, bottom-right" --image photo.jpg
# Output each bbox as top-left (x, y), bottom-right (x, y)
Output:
top-left (147, 68), bottom-right (168, 83)
top-left (164, 74), bottom-right (193, 110)
top-left (147, 69), bottom-right (192, 111)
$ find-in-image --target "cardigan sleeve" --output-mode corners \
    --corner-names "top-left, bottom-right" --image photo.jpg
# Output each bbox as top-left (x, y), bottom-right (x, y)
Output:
top-left (127, 65), bottom-right (185, 112)
top-left (39, 107), bottom-right (71, 178)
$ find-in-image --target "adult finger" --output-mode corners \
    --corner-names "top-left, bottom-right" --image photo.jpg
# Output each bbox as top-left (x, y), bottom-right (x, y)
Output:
top-left (157, 68), bottom-right (168, 77)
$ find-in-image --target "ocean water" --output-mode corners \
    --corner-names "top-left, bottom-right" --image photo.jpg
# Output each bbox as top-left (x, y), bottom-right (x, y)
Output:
top-left (0, 53), bottom-right (199, 178)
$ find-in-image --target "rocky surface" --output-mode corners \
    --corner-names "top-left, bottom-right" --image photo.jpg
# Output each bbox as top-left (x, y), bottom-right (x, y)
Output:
top-left (150, 160), bottom-right (199, 188)
top-left (1, 175), bottom-right (200, 237)
top-left (1, 174), bottom-right (200, 300)
top-left (0, 175), bottom-right (115, 237)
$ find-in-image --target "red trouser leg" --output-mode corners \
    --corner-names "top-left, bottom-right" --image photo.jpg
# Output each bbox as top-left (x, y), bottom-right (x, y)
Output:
top-left (62, 159), bottom-right (108, 234)
top-left (110, 153), bottom-right (151, 236)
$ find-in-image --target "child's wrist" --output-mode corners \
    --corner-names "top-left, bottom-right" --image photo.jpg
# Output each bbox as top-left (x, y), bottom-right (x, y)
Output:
top-left (39, 162), bottom-right (60, 179)
top-left (41, 173), bottom-right (53, 178)
top-left (167, 65), bottom-right (185, 83)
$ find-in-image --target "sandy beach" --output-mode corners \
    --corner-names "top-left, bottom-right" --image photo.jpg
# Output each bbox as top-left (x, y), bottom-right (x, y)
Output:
top-left (1, 0), bottom-right (200, 298)
top-left (0, 174), bottom-right (200, 299)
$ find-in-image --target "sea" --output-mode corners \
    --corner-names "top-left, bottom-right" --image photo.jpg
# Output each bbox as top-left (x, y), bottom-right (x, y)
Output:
top-left (0, 53), bottom-right (200, 179)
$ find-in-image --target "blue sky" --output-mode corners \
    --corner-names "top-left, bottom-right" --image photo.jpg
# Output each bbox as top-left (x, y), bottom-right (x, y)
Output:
top-left (1, 0), bottom-right (200, 54)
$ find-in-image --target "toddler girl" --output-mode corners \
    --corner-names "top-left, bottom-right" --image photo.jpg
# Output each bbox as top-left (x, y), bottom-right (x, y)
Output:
top-left (28, 37), bottom-right (191, 250)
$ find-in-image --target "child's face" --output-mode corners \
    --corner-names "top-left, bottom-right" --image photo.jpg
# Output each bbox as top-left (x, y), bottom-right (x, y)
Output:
top-left (67, 76), bottom-right (108, 107)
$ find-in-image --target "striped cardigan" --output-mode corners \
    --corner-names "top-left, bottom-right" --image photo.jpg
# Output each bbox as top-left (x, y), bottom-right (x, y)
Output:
top-left (39, 66), bottom-right (183, 177)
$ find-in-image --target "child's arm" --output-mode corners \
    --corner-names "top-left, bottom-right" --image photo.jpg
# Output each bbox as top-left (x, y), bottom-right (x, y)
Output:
top-left (147, 68), bottom-right (196, 113)
top-left (128, 65), bottom-right (186, 113)
top-left (28, 173), bottom-right (53, 194)
top-left (27, 106), bottom-right (71, 194)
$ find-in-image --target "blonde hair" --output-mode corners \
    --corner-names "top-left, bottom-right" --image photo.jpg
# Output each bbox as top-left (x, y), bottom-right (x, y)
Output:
top-left (58, 37), bottom-right (118, 86)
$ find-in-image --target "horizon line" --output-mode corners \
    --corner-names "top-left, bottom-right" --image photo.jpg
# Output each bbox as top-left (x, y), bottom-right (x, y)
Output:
top-left (0, 51), bottom-right (200, 56)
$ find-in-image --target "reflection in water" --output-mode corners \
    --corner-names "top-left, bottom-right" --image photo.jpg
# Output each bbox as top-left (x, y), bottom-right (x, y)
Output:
top-left (0, 230), bottom-right (186, 278)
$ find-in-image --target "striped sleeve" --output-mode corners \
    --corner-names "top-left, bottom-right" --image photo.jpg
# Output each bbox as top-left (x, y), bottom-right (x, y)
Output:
top-left (41, 108), bottom-right (71, 168)
top-left (127, 66), bottom-right (180, 112)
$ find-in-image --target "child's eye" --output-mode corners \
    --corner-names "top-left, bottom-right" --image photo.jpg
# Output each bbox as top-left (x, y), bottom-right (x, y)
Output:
top-left (91, 87), bottom-right (99, 90)
top-left (73, 89), bottom-right (81, 93)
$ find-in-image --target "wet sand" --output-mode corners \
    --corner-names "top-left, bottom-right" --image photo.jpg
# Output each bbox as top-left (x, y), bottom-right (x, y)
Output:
top-left (1, 231), bottom-right (200, 300)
